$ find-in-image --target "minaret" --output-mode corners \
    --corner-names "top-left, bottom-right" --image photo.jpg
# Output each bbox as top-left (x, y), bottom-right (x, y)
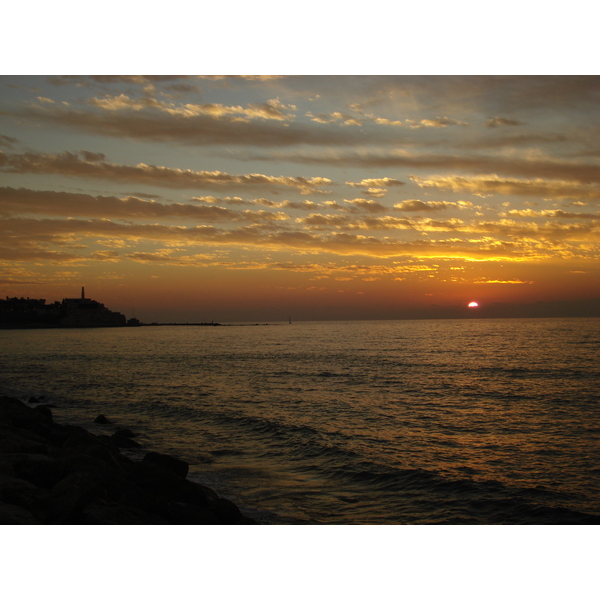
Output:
top-left (81, 286), bottom-right (85, 299)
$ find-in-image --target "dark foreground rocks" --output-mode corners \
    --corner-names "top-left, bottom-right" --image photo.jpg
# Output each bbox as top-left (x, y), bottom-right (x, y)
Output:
top-left (0, 396), bottom-right (257, 525)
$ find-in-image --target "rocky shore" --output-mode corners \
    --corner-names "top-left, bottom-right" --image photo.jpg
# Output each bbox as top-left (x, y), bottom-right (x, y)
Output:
top-left (0, 395), bottom-right (257, 525)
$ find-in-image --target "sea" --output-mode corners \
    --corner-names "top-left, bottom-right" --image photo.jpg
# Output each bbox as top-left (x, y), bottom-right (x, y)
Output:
top-left (1, 317), bottom-right (599, 525)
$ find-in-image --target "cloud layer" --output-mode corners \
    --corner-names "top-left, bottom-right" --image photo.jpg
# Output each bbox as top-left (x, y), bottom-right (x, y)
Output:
top-left (1, 75), bottom-right (598, 318)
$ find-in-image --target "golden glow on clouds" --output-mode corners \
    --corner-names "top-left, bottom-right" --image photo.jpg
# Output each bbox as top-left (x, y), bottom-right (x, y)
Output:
top-left (411, 174), bottom-right (600, 202)
top-left (88, 94), bottom-right (298, 122)
top-left (1, 75), bottom-right (599, 320)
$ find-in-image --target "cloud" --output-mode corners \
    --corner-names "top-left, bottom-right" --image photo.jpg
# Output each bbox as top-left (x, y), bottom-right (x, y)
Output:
top-left (404, 116), bottom-right (469, 128)
top-left (346, 177), bottom-right (405, 188)
top-left (193, 195), bottom-right (246, 205)
top-left (359, 113), bottom-right (468, 129)
top-left (394, 200), bottom-right (451, 212)
top-left (307, 111), bottom-right (362, 126)
top-left (253, 198), bottom-right (322, 210)
top-left (473, 278), bottom-right (532, 284)
top-left (2, 212), bottom-right (598, 265)
top-left (343, 198), bottom-right (387, 213)
top-left (505, 208), bottom-right (600, 219)
top-left (0, 150), bottom-right (333, 195)
top-left (0, 186), bottom-right (289, 224)
top-left (366, 115), bottom-right (405, 127)
top-left (0, 241), bottom-right (83, 263)
top-left (0, 134), bottom-right (18, 148)
top-left (484, 116), bottom-right (525, 127)
top-left (7, 103), bottom-right (367, 148)
top-left (411, 174), bottom-right (600, 202)
top-left (47, 75), bottom-right (197, 87)
top-left (79, 150), bottom-right (106, 162)
top-left (88, 94), bottom-right (297, 122)
top-left (89, 250), bottom-right (120, 261)
top-left (252, 150), bottom-right (600, 185)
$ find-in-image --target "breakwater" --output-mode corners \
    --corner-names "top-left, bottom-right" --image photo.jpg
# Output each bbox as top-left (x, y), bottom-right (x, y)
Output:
top-left (0, 395), bottom-right (256, 525)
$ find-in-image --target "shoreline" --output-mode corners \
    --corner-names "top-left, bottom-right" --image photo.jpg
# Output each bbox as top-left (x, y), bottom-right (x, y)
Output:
top-left (0, 395), bottom-right (258, 525)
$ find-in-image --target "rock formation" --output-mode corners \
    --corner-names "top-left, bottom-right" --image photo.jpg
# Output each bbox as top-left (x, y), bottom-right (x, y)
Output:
top-left (0, 396), bottom-right (256, 525)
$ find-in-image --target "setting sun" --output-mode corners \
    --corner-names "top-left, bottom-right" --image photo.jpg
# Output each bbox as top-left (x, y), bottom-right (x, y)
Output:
top-left (468, 302), bottom-right (479, 308)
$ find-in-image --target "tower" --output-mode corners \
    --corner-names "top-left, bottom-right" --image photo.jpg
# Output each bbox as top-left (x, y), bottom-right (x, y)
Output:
top-left (81, 286), bottom-right (85, 299)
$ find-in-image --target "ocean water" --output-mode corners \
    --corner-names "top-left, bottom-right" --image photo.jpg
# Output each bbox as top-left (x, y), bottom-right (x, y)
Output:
top-left (1, 318), bottom-right (599, 524)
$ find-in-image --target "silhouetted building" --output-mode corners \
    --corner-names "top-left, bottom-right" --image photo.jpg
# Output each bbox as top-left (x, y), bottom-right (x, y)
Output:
top-left (0, 288), bottom-right (127, 328)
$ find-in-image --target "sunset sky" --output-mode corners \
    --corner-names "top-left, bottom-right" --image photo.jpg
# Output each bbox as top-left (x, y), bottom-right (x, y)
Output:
top-left (1, 75), bottom-right (599, 322)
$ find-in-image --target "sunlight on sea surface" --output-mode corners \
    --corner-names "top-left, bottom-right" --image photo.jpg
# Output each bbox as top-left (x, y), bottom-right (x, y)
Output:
top-left (1, 318), bottom-right (599, 524)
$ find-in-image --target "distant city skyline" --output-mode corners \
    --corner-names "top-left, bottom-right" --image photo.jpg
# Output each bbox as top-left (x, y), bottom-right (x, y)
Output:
top-left (1, 75), bottom-right (599, 322)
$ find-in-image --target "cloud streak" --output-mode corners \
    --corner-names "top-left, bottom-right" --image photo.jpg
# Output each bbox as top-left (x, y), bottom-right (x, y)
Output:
top-left (6, 103), bottom-right (369, 148)
top-left (4, 215), bottom-right (578, 261)
top-left (259, 150), bottom-right (600, 185)
top-left (0, 151), bottom-right (333, 194)
top-left (411, 174), bottom-right (600, 202)
top-left (0, 186), bottom-right (289, 223)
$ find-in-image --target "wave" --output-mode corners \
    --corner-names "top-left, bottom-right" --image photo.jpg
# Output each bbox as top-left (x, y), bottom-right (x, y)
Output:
top-left (314, 461), bottom-right (600, 524)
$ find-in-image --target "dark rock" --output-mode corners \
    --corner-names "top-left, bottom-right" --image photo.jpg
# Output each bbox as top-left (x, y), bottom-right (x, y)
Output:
top-left (0, 455), bottom-right (12, 476)
top-left (22, 420), bottom-right (54, 439)
top-left (9, 453), bottom-right (63, 489)
top-left (0, 396), bottom-right (45, 428)
top-left (110, 434), bottom-right (141, 449)
top-left (42, 471), bottom-right (108, 524)
top-left (47, 423), bottom-right (99, 449)
top-left (28, 397), bottom-right (41, 404)
top-left (142, 451), bottom-right (189, 479)
top-left (0, 427), bottom-right (49, 454)
top-left (179, 480), bottom-right (219, 507)
top-left (117, 480), bottom-right (170, 516)
top-left (0, 501), bottom-right (39, 525)
top-left (33, 404), bottom-right (53, 423)
top-left (212, 496), bottom-right (244, 525)
top-left (94, 414), bottom-right (111, 424)
top-left (162, 501), bottom-right (221, 525)
top-left (126, 461), bottom-right (189, 499)
top-left (0, 474), bottom-right (49, 514)
top-left (81, 501), bottom-right (170, 525)
top-left (53, 446), bottom-right (122, 480)
top-left (114, 428), bottom-right (137, 438)
top-left (0, 395), bottom-right (255, 525)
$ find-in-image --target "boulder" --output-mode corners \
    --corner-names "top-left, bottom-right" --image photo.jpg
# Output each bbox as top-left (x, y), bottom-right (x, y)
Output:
top-left (0, 396), bottom-right (45, 428)
top-left (42, 471), bottom-right (108, 524)
top-left (212, 496), bottom-right (244, 525)
top-left (47, 423), bottom-right (100, 449)
top-left (162, 501), bottom-right (221, 525)
top-left (33, 404), bottom-right (53, 423)
top-left (114, 428), bottom-right (137, 438)
top-left (9, 453), bottom-right (63, 489)
top-left (0, 501), bottom-right (38, 525)
top-left (0, 396), bottom-right (256, 525)
top-left (94, 414), bottom-right (111, 424)
top-left (0, 474), bottom-right (49, 514)
top-left (142, 451), bottom-right (189, 479)
top-left (110, 434), bottom-right (141, 449)
top-left (0, 427), bottom-right (49, 455)
top-left (126, 460), bottom-right (189, 499)
top-left (81, 500), bottom-right (170, 525)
